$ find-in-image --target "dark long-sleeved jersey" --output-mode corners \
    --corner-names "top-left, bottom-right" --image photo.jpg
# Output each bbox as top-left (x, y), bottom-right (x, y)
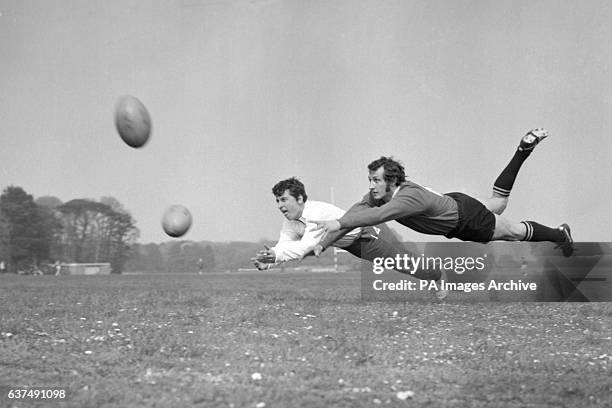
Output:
top-left (338, 181), bottom-right (460, 236)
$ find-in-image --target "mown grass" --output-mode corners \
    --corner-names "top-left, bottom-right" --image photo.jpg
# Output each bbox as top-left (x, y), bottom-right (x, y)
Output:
top-left (0, 272), bottom-right (611, 408)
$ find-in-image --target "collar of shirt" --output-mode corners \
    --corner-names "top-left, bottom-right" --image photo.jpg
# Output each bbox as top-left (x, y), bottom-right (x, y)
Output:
top-left (299, 201), bottom-right (317, 223)
top-left (391, 186), bottom-right (401, 199)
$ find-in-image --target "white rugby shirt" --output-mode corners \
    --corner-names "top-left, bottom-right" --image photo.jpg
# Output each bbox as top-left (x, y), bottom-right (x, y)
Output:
top-left (272, 200), bottom-right (362, 263)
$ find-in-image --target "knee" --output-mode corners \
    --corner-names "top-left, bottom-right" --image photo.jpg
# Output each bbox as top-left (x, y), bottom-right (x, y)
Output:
top-left (493, 200), bottom-right (507, 215)
top-left (508, 222), bottom-right (526, 240)
top-left (486, 196), bottom-right (508, 215)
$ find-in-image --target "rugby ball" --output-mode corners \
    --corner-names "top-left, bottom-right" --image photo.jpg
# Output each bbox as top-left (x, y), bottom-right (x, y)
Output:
top-left (114, 95), bottom-right (152, 148)
top-left (162, 205), bottom-right (192, 238)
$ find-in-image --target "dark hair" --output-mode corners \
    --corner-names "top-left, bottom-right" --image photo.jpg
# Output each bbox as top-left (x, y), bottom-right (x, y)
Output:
top-left (272, 177), bottom-right (308, 202)
top-left (367, 156), bottom-right (406, 186)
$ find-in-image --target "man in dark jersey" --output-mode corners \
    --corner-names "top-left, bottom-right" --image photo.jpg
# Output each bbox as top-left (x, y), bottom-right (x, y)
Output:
top-left (313, 128), bottom-right (574, 257)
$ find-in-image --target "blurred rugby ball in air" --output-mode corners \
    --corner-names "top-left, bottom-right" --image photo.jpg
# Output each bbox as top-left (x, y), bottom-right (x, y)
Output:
top-left (162, 205), bottom-right (192, 238)
top-left (114, 95), bottom-right (152, 148)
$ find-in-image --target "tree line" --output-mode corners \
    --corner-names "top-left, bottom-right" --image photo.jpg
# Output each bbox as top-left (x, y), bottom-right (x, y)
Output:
top-left (0, 185), bottom-right (349, 275)
top-left (0, 186), bottom-right (138, 273)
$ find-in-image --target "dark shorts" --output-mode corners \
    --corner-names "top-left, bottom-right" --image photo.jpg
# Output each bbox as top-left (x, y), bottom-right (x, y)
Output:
top-left (444, 192), bottom-right (495, 243)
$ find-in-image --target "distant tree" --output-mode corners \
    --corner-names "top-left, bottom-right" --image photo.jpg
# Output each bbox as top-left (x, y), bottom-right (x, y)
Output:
top-left (179, 242), bottom-right (199, 272)
top-left (0, 186), bottom-right (52, 271)
top-left (106, 208), bottom-right (139, 273)
top-left (100, 196), bottom-right (126, 213)
top-left (35, 204), bottom-right (62, 263)
top-left (124, 243), bottom-right (144, 271)
top-left (211, 241), bottom-right (265, 271)
top-left (35, 196), bottom-right (63, 209)
top-left (165, 241), bottom-right (183, 272)
top-left (146, 244), bottom-right (164, 271)
top-left (200, 244), bottom-right (216, 272)
top-left (156, 241), bottom-right (217, 273)
top-left (0, 211), bottom-right (9, 267)
top-left (184, 242), bottom-right (216, 273)
top-left (126, 243), bottom-right (164, 272)
top-left (58, 199), bottom-right (109, 262)
top-left (57, 198), bottom-right (139, 273)
top-left (34, 196), bottom-right (64, 262)
top-left (125, 239), bottom-right (362, 275)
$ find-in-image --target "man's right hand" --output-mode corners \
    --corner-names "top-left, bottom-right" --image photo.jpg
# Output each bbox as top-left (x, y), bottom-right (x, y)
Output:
top-left (251, 244), bottom-right (275, 270)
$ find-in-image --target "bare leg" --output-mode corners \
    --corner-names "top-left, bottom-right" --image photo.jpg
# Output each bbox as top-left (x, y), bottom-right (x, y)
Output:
top-left (491, 213), bottom-right (573, 258)
top-left (482, 193), bottom-right (509, 215)
top-left (491, 214), bottom-right (526, 240)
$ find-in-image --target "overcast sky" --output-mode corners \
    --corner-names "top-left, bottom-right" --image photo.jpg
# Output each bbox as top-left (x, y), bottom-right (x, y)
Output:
top-left (1, 0), bottom-right (611, 244)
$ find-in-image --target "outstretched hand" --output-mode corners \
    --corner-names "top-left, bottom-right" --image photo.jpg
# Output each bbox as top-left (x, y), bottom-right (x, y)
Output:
top-left (310, 219), bottom-right (341, 233)
top-left (250, 244), bottom-right (276, 270)
top-left (251, 259), bottom-right (270, 271)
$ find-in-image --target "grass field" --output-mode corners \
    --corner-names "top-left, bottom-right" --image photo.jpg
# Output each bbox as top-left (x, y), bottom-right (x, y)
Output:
top-left (1, 271), bottom-right (611, 408)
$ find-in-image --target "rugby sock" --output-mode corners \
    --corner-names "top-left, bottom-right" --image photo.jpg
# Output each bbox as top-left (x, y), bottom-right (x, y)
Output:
top-left (493, 150), bottom-right (531, 197)
top-left (521, 221), bottom-right (564, 242)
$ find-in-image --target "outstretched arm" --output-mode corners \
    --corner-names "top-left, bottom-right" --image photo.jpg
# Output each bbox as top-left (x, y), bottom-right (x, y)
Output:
top-left (338, 199), bottom-right (412, 229)
top-left (319, 197), bottom-right (375, 249)
top-left (317, 228), bottom-right (353, 253)
top-left (251, 220), bottom-right (327, 268)
top-left (310, 196), bottom-right (375, 246)
top-left (272, 224), bottom-right (325, 262)
top-left (314, 191), bottom-right (424, 232)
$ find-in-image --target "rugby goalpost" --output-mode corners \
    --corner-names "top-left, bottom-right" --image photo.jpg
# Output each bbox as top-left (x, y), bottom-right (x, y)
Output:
top-left (330, 187), bottom-right (347, 272)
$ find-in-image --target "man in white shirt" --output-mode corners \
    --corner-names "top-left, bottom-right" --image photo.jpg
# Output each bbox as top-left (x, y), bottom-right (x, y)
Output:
top-left (251, 177), bottom-right (447, 299)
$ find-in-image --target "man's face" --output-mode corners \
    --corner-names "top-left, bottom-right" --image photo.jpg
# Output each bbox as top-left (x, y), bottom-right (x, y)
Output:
top-left (368, 166), bottom-right (394, 201)
top-left (275, 190), bottom-right (304, 220)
